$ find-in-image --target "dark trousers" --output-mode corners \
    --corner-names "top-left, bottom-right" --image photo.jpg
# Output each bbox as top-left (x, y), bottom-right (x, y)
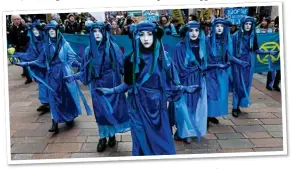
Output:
top-left (267, 70), bottom-right (281, 88)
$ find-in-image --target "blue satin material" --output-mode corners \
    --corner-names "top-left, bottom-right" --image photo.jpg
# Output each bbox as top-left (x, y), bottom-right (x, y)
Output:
top-left (13, 27), bottom-right (48, 104)
top-left (78, 36), bottom-right (130, 137)
top-left (169, 40), bottom-right (208, 140)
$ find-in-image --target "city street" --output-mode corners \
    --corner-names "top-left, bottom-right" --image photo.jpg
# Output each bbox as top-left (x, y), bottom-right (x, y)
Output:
top-left (8, 63), bottom-right (283, 160)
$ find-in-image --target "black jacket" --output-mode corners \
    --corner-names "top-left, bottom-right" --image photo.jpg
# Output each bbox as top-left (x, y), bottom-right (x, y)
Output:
top-left (8, 23), bottom-right (30, 52)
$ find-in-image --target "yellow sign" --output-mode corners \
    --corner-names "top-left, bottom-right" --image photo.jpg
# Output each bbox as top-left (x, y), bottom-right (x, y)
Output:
top-left (172, 9), bottom-right (184, 25)
top-left (256, 42), bottom-right (280, 64)
top-left (200, 9), bottom-right (212, 20)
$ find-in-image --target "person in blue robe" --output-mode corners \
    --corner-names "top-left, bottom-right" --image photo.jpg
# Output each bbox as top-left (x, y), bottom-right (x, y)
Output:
top-left (231, 16), bottom-right (279, 117)
top-left (95, 21), bottom-right (201, 156)
top-left (13, 20), bottom-right (92, 132)
top-left (205, 18), bottom-right (233, 125)
top-left (12, 20), bottom-right (50, 113)
top-left (168, 21), bottom-right (208, 144)
top-left (63, 22), bottom-right (130, 152)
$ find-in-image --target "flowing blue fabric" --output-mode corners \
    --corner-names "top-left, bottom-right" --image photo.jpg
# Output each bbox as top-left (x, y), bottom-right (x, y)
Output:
top-left (78, 22), bottom-right (130, 138)
top-left (13, 21), bottom-right (49, 104)
top-left (231, 17), bottom-right (257, 108)
top-left (205, 18), bottom-right (232, 117)
top-left (20, 21), bottom-right (92, 123)
top-left (169, 21), bottom-right (208, 141)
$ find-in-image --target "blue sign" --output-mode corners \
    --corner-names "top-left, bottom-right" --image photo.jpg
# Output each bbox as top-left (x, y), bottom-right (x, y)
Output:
top-left (225, 8), bottom-right (248, 25)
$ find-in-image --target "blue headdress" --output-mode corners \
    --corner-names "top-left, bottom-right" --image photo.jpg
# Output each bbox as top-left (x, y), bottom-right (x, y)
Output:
top-left (181, 21), bottom-right (207, 70)
top-left (129, 21), bottom-right (166, 83)
top-left (236, 16), bottom-right (256, 56)
top-left (210, 18), bottom-right (232, 61)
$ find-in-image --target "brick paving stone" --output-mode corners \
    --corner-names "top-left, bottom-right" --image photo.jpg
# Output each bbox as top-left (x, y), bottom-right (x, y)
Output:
top-left (253, 147), bottom-right (283, 152)
top-left (242, 132), bottom-right (272, 139)
top-left (13, 129), bottom-right (49, 137)
top-left (11, 143), bottom-right (47, 154)
top-left (44, 143), bottom-right (83, 153)
top-left (121, 135), bottom-right (132, 142)
top-left (176, 149), bottom-right (218, 154)
top-left (80, 143), bottom-right (99, 153)
top-left (232, 125), bottom-right (267, 132)
top-left (10, 122), bottom-right (40, 130)
top-left (208, 126), bottom-right (235, 134)
top-left (250, 138), bottom-right (283, 148)
top-left (202, 133), bottom-right (217, 140)
top-left (51, 128), bottom-right (81, 137)
top-left (262, 125), bottom-right (282, 132)
top-left (10, 130), bottom-right (17, 137)
top-left (32, 153), bottom-right (72, 159)
top-left (218, 139), bottom-right (254, 149)
top-left (273, 113), bottom-right (282, 118)
top-left (86, 136), bottom-right (100, 142)
top-left (71, 152), bottom-right (111, 158)
top-left (268, 132), bottom-right (283, 138)
top-left (184, 140), bottom-right (220, 150)
top-left (235, 112), bottom-right (278, 119)
top-left (54, 136), bottom-right (87, 143)
top-left (174, 141), bottom-right (185, 151)
top-left (74, 122), bottom-right (97, 129)
top-left (12, 154), bottom-right (34, 160)
top-left (10, 115), bottom-right (39, 123)
top-left (116, 142), bottom-right (132, 152)
top-left (109, 151), bottom-right (132, 157)
top-left (11, 102), bottom-right (32, 108)
top-left (260, 119), bottom-right (282, 125)
top-left (230, 119), bottom-right (263, 125)
top-left (216, 133), bottom-right (245, 140)
top-left (79, 129), bottom-right (98, 136)
top-left (75, 116), bottom-right (96, 122)
top-left (217, 148), bottom-right (254, 153)
top-left (11, 137), bottom-right (56, 145)
top-left (260, 107), bottom-right (281, 113)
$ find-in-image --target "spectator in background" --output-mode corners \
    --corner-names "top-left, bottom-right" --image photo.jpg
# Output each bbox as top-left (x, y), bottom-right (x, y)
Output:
top-left (159, 15), bottom-right (177, 35)
top-left (121, 16), bottom-right (133, 35)
top-left (65, 13), bottom-right (80, 34)
top-left (171, 18), bottom-right (181, 35)
top-left (268, 20), bottom-right (276, 33)
top-left (274, 16), bottom-right (279, 32)
top-left (79, 21), bottom-right (88, 35)
top-left (230, 23), bottom-right (238, 34)
top-left (9, 14), bottom-right (32, 84)
top-left (111, 20), bottom-right (122, 35)
top-left (256, 16), bottom-right (272, 33)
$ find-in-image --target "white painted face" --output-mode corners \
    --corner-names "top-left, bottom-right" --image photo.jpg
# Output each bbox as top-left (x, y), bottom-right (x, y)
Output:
top-left (32, 27), bottom-right (40, 37)
top-left (215, 23), bottom-right (224, 35)
top-left (139, 31), bottom-right (154, 48)
top-left (48, 28), bottom-right (56, 38)
top-left (189, 28), bottom-right (199, 40)
top-left (93, 28), bottom-right (103, 42)
top-left (244, 21), bottom-right (252, 32)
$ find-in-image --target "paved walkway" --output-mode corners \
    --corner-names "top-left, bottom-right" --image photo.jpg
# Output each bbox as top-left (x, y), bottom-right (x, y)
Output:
top-left (8, 64), bottom-right (283, 160)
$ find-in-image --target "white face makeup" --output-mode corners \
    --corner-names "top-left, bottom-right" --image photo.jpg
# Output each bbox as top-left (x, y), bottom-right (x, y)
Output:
top-left (32, 27), bottom-right (40, 37)
top-left (93, 28), bottom-right (103, 42)
top-left (48, 28), bottom-right (56, 38)
top-left (244, 21), bottom-right (252, 32)
top-left (215, 23), bottom-right (224, 35)
top-left (189, 28), bottom-right (199, 40)
top-left (139, 31), bottom-right (154, 48)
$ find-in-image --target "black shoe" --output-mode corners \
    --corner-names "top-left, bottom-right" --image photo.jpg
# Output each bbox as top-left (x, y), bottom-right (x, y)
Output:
top-left (273, 86), bottom-right (281, 92)
top-left (48, 119), bottom-right (59, 133)
top-left (21, 73), bottom-right (25, 77)
top-left (108, 136), bottom-right (116, 148)
top-left (266, 85), bottom-right (273, 91)
top-left (208, 117), bottom-right (219, 124)
top-left (183, 137), bottom-right (192, 144)
top-left (25, 79), bottom-right (33, 84)
top-left (232, 109), bottom-right (239, 118)
top-left (97, 138), bottom-right (107, 152)
top-left (66, 120), bottom-right (74, 127)
top-left (37, 104), bottom-right (49, 112)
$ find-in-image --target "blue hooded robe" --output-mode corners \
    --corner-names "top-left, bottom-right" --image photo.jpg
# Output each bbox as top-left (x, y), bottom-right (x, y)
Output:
top-left (231, 17), bottom-right (259, 108)
top-left (70, 22), bottom-right (130, 138)
top-left (206, 18), bottom-right (232, 117)
top-left (15, 21), bottom-right (92, 123)
top-left (169, 21), bottom-right (208, 140)
top-left (95, 21), bottom-right (199, 156)
top-left (13, 20), bottom-right (49, 104)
